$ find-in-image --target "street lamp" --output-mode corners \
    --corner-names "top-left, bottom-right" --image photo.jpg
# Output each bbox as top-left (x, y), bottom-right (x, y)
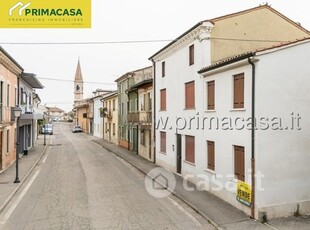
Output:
top-left (43, 114), bottom-right (46, 146)
top-left (13, 105), bottom-right (22, 183)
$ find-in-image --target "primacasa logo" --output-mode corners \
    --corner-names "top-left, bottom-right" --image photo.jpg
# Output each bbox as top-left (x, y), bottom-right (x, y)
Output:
top-left (9, 1), bottom-right (83, 17)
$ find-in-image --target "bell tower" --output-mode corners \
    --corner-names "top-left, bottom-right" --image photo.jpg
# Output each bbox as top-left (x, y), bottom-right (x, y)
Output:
top-left (74, 59), bottom-right (83, 102)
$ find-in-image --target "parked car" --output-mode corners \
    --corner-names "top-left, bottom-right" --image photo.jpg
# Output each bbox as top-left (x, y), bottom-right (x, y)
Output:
top-left (72, 125), bottom-right (83, 133)
top-left (41, 124), bottom-right (53, 135)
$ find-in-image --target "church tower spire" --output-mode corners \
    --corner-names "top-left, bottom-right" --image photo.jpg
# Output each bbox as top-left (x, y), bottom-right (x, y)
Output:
top-left (74, 59), bottom-right (84, 102)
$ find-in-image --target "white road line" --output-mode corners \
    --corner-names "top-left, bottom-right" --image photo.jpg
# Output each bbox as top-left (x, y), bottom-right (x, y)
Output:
top-left (41, 152), bottom-right (49, 163)
top-left (167, 197), bottom-right (201, 227)
top-left (0, 169), bottom-right (40, 225)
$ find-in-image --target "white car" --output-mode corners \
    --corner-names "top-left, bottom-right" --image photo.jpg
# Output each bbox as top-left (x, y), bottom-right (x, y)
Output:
top-left (41, 124), bottom-right (53, 135)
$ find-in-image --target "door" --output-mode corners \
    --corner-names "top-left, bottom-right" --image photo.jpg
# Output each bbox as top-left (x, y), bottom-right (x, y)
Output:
top-left (133, 127), bottom-right (138, 153)
top-left (176, 134), bottom-right (182, 174)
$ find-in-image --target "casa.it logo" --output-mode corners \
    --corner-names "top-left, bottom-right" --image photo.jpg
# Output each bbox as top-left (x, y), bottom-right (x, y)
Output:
top-left (9, 1), bottom-right (31, 16)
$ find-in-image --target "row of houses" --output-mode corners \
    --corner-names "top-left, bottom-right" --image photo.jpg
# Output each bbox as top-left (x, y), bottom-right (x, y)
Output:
top-left (0, 46), bottom-right (45, 172)
top-left (73, 4), bottom-right (310, 220)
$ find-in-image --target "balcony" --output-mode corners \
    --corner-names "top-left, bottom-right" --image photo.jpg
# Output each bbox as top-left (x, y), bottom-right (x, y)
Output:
top-left (127, 111), bottom-right (152, 124)
top-left (128, 112), bottom-right (139, 123)
top-left (139, 111), bottom-right (152, 123)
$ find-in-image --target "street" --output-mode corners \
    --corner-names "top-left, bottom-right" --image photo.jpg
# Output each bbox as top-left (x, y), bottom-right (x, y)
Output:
top-left (0, 123), bottom-right (213, 230)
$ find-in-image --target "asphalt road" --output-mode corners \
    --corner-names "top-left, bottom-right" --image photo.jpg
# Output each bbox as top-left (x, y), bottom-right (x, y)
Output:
top-left (0, 123), bottom-right (214, 230)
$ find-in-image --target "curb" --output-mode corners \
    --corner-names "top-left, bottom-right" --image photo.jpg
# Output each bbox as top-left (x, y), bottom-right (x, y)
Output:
top-left (92, 139), bottom-right (221, 229)
top-left (0, 142), bottom-right (48, 214)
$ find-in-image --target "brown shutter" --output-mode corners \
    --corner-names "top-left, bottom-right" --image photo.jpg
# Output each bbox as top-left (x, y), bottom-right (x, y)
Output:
top-left (160, 132), bottom-right (166, 153)
top-left (233, 73), bottom-right (244, 109)
top-left (162, 61), bottom-right (165, 77)
top-left (234, 145), bottom-right (245, 181)
top-left (207, 141), bottom-right (215, 170)
top-left (185, 81), bottom-right (195, 109)
top-left (189, 45), bottom-right (194, 65)
top-left (160, 89), bottom-right (166, 111)
top-left (207, 81), bottom-right (215, 110)
top-left (185, 135), bottom-right (195, 163)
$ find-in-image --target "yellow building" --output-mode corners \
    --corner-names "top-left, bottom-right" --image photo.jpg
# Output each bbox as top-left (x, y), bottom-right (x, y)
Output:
top-left (103, 92), bottom-right (118, 145)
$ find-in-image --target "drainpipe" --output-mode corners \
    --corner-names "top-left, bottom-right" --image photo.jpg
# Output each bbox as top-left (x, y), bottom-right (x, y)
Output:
top-left (248, 57), bottom-right (256, 219)
top-left (151, 60), bottom-right (156, 164)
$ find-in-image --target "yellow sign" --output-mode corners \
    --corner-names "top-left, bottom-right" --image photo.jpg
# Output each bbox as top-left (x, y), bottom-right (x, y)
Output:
top-left (236, 181), bottom-right (252, 207)
top-left (0, 0), bottom-right (91, 28)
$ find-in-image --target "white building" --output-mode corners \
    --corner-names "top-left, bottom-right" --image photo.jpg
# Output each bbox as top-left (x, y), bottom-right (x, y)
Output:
top-left (198, 38), bottom-right (310, 219)
top-left (149, 5), bottom-right (310, 220)
top-left (93, 95), bottom-right (104, 138)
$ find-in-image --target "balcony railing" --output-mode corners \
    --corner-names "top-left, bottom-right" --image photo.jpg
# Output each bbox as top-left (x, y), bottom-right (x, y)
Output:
top-left (128, 112), bottom-right (139, 123)
top-left (127, 111), bottom-right (152, 124)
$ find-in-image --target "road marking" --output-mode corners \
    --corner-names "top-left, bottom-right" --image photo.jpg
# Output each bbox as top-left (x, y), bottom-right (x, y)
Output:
top-left (167, 197), bottom-right (201, 227)
top-left (41, 152), bottom-right (49, 163)
top-left (0, 169), bottom-right (40, 225)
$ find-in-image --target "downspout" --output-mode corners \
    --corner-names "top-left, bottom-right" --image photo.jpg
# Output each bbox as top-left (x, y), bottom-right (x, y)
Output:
top-left (248, 57), bottom-right (256, 219)
top-left (151, 60), bottom-right (156, 164)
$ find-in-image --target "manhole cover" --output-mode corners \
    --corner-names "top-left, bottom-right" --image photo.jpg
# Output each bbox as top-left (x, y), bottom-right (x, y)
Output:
top-left (0, 182), bottom-right (9, 184)
top-left (49, 144), bottom-right (62, 146)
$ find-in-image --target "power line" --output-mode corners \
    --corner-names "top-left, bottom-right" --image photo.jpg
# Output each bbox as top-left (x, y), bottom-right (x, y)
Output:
top-left (37, 77), bottom-right (116, 85)
top-left (0, 37), bottom-right (290, 45)
top-left (0, 39), bottom-right (173, 45)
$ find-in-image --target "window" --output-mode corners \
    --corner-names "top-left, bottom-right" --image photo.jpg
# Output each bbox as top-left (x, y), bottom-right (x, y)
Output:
top-left (113, 123), bottom-right (115, 136)
top-left (189, 44), bottom-right (194, 65)
top-left (207, 141), bottom-right (215, 170)
top-left (234, 145), bottom-right (245, 181)
top-left (233, 73), bottom-right (244, 109)
top-left (108, 101), bottom-right (111, 111)
top-left (185, 135), bottom-right (195, 164)
top-left (7, 85), bottom-right (10, 107)
top-left (144, 93), bottom-right (151, 111)
top-left (185, 81), bottom-right (195, 109)
top-left (113, 99), bottom-right (115, 111)
top-left (6, 130), bottom-right (9, 153)
top-left (20, 88), bottom-right (24, 104)
top-left (15, 88), bottom-right (17, 106)
top-left (160, 131), bottom-right (166, 153)
top-left (162, 61), bottom-right (165, 77)
top-left (207, 81), bottom-right (215, 110)
top-left (160, 89), bottom-right (166, 111)
top-left (29, 92), bottom-right (32, 105)
top-left (140, 129), bottom-right (145, 146)
top-left (121, 103), bottom-right (124, 115)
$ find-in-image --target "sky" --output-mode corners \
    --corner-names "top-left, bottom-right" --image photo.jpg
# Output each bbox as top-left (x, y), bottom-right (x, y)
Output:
top-left (1, 0), bottom-right (309, 112)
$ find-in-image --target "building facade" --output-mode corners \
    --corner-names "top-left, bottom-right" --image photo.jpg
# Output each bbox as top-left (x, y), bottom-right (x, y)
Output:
top-left (149, 5), bottom-right (310, 219)
top-left (115, 66), bottom-right (152, 151)
top-left (0, 47), bottom-right (22, 171)
top-left (103, 92), bottom-right (118, 145)
top-left (199, 38), bottom-right (310, 219)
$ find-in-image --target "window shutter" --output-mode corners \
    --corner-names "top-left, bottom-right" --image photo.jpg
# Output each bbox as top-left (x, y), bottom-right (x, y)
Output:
top-left (233, 74), bottom-right (244, 109)
top-left (162, 61), bottom-right (165, 77)
top-left (189, 45), bottom-right (194, 65)
top-left (185, 81), bottom-right (195, 109)
top-left (234, 146), bottom-right (245, 181)
top-left (185, 135), bottom-right (195, 163)
top-left (160, 89), bottom-right (166, 111)
top-left (207, 81), bottom-right (215, 110)
top-left (207, 141), bottom-right (215, 170)
top-left (160, 132), bottom-right (166, 153)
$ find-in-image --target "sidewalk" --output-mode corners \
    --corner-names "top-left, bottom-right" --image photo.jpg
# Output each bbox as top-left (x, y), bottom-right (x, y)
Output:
top-left (91, 136), bottom-right (310, 230)
top-left (0, 135), bottom-right (47, 214)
